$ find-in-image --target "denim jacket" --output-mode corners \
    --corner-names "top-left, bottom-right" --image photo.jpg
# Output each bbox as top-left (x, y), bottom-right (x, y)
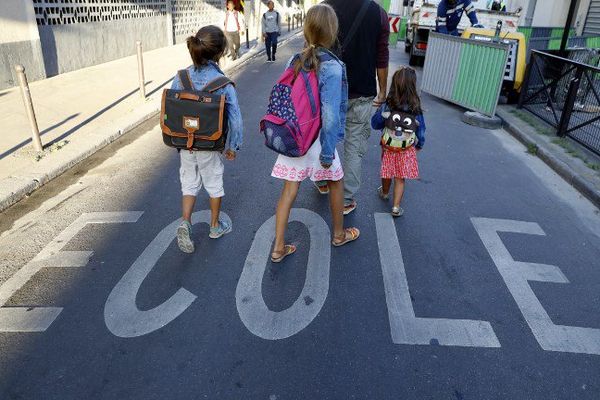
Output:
top-left (171, 61), bottom-right (243, 151)
top-left (371, 103), bottom-right (426, 149)
top-left (286, 48), bottom-right (348, 164)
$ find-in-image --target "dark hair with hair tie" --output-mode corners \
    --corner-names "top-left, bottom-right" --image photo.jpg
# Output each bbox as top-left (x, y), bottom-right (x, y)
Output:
top-left (387, 66), bottom-right (422, 114)
top-left (186, 25), bottom-right (227, 68)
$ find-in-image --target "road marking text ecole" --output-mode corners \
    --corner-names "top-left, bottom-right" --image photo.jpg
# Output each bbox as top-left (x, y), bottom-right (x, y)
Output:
top-left (0, 209), bottom-right (598, 356)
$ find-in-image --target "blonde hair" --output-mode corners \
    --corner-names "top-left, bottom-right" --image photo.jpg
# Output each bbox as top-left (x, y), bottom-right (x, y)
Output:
top-left (294, 4), bottom-right (338, 75)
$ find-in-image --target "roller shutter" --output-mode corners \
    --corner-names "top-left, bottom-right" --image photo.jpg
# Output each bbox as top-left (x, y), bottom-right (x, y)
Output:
top-left (584, 0), bottom-right (600, 36)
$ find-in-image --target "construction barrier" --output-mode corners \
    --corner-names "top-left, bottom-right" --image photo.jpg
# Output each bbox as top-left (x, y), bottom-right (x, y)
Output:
top-left (421, 32), bottom-right (509, 117)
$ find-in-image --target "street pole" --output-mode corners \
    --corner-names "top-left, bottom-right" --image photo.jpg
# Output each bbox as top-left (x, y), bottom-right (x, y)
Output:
top-left (136, 41), bottom-right (146, 99)
top-left (14, 65), bottom-right (43, 152)
top-left (560, 0), bottom-right (578, 55)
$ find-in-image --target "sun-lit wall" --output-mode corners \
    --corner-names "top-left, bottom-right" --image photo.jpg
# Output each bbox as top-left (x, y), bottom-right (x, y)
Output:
top-left (0, 0), bottom-right (46, 89)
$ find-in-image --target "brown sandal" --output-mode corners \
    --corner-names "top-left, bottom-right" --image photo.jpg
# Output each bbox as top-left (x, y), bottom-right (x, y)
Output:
top-left (332, 227), bottom-right (360, 247)
top-left (271, 244), bottom-right (297, 263)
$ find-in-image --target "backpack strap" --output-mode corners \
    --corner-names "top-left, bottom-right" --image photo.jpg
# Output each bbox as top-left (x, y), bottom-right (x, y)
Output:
top-left (178, 69), bottom-right (195, 91)
top-left (342, 0), bottom-right (372, 50)
top-left (203, 76), bottom-right (234, 93)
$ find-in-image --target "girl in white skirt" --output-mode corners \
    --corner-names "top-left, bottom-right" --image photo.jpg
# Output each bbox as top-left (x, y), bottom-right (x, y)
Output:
top-left (270, 4), bottom-right (360, 263)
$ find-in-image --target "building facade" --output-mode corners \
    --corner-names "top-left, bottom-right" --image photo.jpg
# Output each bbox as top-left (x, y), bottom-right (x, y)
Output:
top-left (0, 0), bottom-right (300, 90)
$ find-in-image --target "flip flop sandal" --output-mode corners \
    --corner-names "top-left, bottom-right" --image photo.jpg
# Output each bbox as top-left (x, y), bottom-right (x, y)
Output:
top-left (271, 244), bottom-right (297, 263)
top-left (314, 181), bottom-right (330, 195)
top-left (332, 227), bottom-right (360, 247)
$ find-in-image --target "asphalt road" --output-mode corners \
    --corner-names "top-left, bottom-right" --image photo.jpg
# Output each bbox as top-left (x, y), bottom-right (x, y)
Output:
top-left (0, 36), bottom-right (599, 400)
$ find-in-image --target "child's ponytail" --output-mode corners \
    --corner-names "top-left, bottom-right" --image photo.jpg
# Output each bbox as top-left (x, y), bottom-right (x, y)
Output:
top-left (187, 26), bottom-right (227, 68)
top-left (293, 4), bottom-right (338, 76)
top-left (294, 44), bottom-right (320, 75)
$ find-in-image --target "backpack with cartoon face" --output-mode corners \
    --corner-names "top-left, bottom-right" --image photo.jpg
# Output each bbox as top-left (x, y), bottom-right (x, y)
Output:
top-left (380, 109), bottom-right (419, 151)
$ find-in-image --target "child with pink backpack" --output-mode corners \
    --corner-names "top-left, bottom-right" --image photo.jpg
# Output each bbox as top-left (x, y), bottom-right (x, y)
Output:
top-left (262, 3), bottom-right (360, 263)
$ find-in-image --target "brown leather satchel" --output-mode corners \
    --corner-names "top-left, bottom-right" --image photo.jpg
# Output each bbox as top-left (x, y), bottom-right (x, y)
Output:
top-left (160, 69), bottom-right (234, 151)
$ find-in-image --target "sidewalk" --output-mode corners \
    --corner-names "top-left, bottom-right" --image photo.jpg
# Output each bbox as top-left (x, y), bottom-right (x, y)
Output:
top-left (497, 104), bottom-right (600, 208)
top-left (0, 31), bottom-right (300, 212)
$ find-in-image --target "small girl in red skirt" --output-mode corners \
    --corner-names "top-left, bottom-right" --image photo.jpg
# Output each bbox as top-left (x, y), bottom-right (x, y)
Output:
top-left (371, 66), bottom-right (426, 217)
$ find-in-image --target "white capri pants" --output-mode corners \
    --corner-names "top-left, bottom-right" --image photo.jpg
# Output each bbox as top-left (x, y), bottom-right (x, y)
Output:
top-left (179, 151), bottom-right (225, 198)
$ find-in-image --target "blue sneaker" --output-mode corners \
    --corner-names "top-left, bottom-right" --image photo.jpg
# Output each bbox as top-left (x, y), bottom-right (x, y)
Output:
top-left (209, 220), bottom-right (232, 239)
top-left (177, 221), bottom-right (194, 253)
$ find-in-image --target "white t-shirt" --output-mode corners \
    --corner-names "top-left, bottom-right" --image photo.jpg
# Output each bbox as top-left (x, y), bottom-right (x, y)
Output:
top-left (225, 11), bottom-right (245, 32)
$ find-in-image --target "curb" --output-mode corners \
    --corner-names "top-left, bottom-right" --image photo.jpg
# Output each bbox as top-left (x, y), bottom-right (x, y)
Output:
top-left (461, 111), bottom-right (503, 130)
top-left (0, 31), bottom-right (301, 213)
top-left (497, 108), bottom-right (600, 209)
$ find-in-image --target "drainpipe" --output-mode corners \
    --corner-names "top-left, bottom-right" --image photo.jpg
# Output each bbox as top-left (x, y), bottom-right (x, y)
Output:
top-left (560, 0), bottom-right (578, 55)
top-left (524, 0), bottom-right (537, 26)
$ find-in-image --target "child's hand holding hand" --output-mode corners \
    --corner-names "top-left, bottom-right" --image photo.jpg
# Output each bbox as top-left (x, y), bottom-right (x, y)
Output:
top-left (224, 149), bottom-right (236, 160)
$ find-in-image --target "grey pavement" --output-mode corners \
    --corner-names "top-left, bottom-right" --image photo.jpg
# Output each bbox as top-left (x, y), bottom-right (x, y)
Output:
top-left (0, 29), bottom-right (301, 212)
top-left (0, 35), bottom-right (599, 399)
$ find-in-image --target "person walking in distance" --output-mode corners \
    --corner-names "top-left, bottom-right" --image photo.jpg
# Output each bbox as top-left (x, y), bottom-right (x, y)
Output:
top-left (224, 0), bottom-right (245, 61)
top-left (320, 0), bottom-right (390, 215)
top-left (262, 1), bottom-right (281, 62)
top-left (171, 26), bottom-right (244, 253)
top-left (269, 4), bottom-right (360, 263)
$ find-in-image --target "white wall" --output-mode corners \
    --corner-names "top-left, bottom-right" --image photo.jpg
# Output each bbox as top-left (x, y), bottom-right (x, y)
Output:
top-left (0, 0), bottom-right (41, 44)
top-left (0, 0), bottom-right (46, 89)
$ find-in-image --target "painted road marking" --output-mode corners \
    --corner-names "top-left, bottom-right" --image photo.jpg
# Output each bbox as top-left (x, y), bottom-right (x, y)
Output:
top-left (236, 208), bottom-right (330, 340)
top-left (472, 217), bottom-right (600, 355)
top-left (0, 212), bottom-right (143, 332)
top-left (375, 213), bottom-right (501, 347)
top-left (104, 211), bottom-right (231, 338)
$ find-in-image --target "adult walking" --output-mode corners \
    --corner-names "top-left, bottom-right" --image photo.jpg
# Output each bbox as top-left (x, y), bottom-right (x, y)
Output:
top-left (262, 1), bottom-right (281, 62)
top-left (321, 0), bottom-right (390, 215)
top-left (224, 0), bottom-right (245, 61)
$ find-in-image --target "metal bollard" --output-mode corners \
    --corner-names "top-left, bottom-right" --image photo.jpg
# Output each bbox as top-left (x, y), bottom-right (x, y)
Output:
top-left (287, 15), bottom-right (290, 32)
top-left (14, 65), bottom-right (43, 152)
top-left (246, 28), bottom-right (250, 49)
top-left (136, 41), bottom-right (146, 99)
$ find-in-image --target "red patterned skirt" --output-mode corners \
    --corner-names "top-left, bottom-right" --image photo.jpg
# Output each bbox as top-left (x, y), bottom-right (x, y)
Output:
top-left (380, 146), bottom-right (419, 179)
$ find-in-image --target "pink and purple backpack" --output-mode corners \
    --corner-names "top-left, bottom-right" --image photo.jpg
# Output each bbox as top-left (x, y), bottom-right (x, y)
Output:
top-left (260, 54), bottom-right (332, 157)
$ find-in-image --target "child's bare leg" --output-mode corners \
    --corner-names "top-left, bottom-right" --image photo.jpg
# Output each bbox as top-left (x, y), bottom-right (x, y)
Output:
top-left (381, 178), bottom-right (392, 195)
top-left (393, 178), bottom-right (405, 208)
top-left (327, 180), bottom-right (344, 239)
top-left (209, 196), bottom-right (222, 228)
top-left (182, 195), bottom-right (197, 222)
top-left (273, 180), bottom-right (299, 255)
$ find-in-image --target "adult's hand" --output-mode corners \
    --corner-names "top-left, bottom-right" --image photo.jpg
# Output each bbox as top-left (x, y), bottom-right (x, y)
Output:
top-left (320, 161), bottom-right (332, 169)
top-left (373, 93), bottom-right (386, 107)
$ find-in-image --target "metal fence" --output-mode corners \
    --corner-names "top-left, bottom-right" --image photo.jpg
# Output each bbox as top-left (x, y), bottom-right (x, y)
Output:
top-left (518, 49), bottom-right (600, 155)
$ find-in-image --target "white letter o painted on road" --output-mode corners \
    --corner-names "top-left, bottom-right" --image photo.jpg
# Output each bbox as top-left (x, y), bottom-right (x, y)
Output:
top-left (236, 208), bottom-right (331, 340)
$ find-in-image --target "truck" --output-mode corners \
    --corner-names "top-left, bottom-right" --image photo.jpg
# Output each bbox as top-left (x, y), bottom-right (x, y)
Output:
top-left (404, 0), bottom-right (521, 66)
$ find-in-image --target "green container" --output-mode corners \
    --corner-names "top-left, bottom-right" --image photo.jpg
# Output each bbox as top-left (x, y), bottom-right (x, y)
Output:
top-left (399, 16), bottom-right (407, 40)
top-left (421, 33), bottom-right (509, 117)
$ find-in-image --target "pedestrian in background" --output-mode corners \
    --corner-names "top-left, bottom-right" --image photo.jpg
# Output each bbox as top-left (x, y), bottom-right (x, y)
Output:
top-left (262, 1), bottom-right (281, 62)
top-left (270, 3), bottom-right (359, 263)
top-left (371, 66), bottom-right (425, 217)
top-left (171, 26), bottom-right (244, 253)
top-left (224, 0), bottom-right (245, 61)
top-left (320, 0), bottom-right (390, 216)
